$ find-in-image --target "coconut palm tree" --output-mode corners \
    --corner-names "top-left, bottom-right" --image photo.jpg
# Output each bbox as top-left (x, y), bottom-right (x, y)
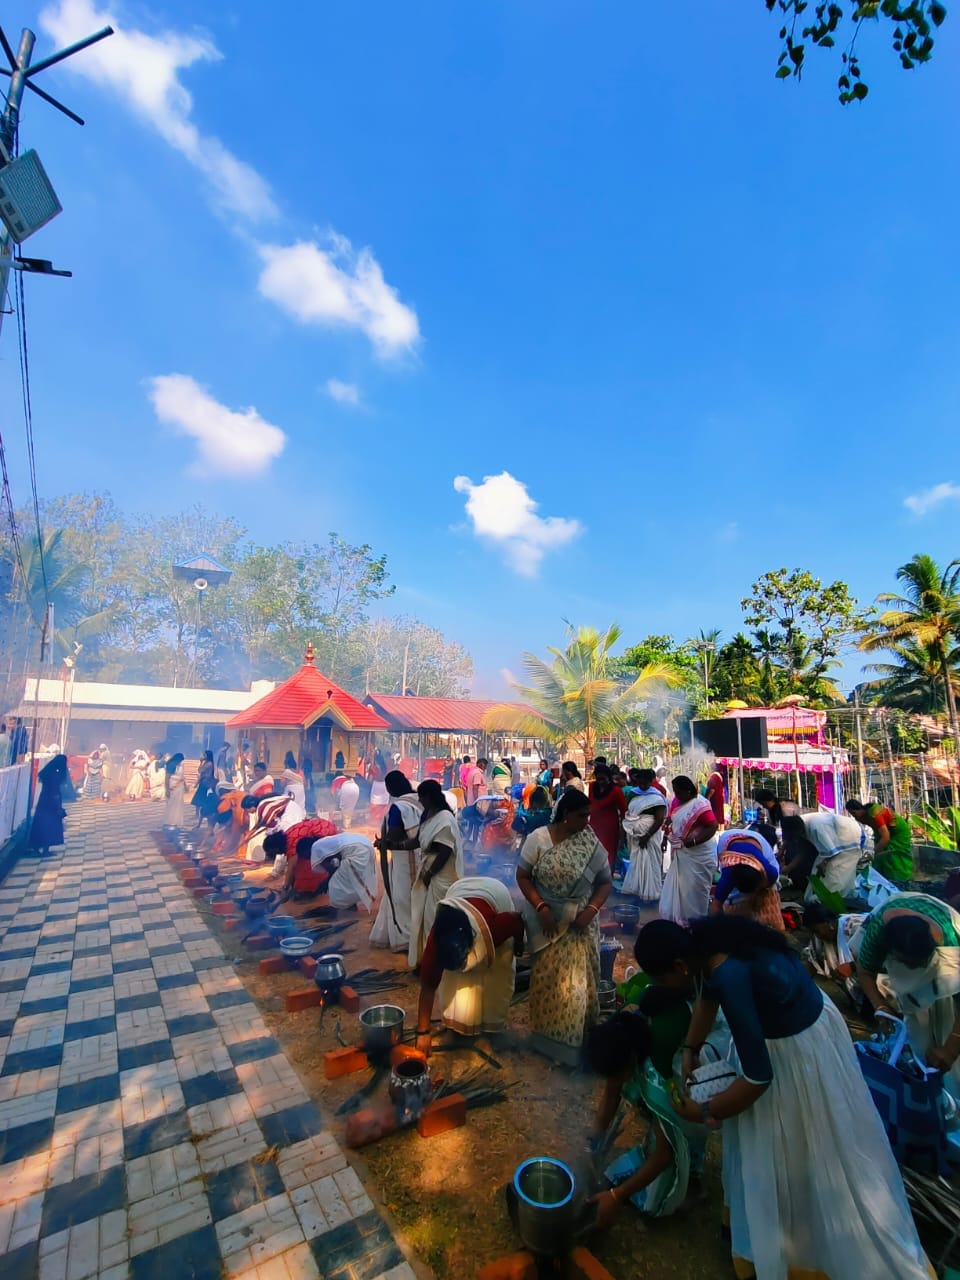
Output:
top-left (860, 554), bottom-right (960, 793)
top-left (689, 628), bottom-right (721, 704)
top-left (9, 529), bottom-right (118, 659)
top-left (481, 622), bottom-right (680, 761)
top-left (861, 636), bottom-right (960, 715)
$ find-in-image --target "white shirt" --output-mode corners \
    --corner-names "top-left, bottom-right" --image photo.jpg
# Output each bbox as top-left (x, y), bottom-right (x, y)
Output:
top-left (277, 799), bottom-right (305, 831)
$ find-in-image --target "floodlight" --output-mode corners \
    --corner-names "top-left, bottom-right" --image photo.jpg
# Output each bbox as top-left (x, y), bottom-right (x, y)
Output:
top-left (0, 149), bottom-right (61, 243)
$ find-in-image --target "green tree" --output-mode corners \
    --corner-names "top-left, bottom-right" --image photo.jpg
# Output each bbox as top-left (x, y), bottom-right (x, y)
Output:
top-left (767, 0), bottom-right (948, 104)
top-left (483, 623), bottom-right (679, 760)
top-left (300, 535), bottom-right (395, 680)
top-left (711, 632), bottom-right (765, 705)
top-left (742, 568), bottom-right (865, 705)
top-left (859, 554), bottom-right (960, 780)
top-left (861, 636), bottom-right (960, 714)
top-left (345, 616), bottom-right (473, 698)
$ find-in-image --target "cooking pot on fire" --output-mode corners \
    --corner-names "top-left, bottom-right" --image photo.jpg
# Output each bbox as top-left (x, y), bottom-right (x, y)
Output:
top-left (389, 1057), bottom-right (432, 1115)
top-left (314, 953), bottom-right (346, 986)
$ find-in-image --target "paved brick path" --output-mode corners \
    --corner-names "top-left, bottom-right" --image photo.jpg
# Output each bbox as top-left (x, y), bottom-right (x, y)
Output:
top-left (0, 802), bottom-right (416, 1280)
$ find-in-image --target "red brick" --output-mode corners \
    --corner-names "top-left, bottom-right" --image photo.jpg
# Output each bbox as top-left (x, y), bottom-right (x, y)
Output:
top-left (285, 987), bottom-right (323, 1013)
top-left (181, 872), bottom-right (204, 886)
top-left (192, 887), bottom-right (215, 899)
top-left (569, 1248), bottom-right (616, 1280)
top-left (417, 1093), bottom-right (466, 1139)
top-left (259, 956), bottom-right (289, 975)
top-left (338, 984), bottom-right (360, 1014)
top-left (298, 956), bottom-right (318, 979)
top-left (223, 917), bottom-right (242, 931)
top-left (245, 934), bottom-right (273, 951)
top-left (212, 901), bottom-right (235, 916)
top-left (323, 1045), bottom-right (368, 1079)
top-left (477, 1252), bottom-right (538, 1280)
top-left (599, 920), bottom-right (620, 934)
top-left (167, 854), bottom-right (187, 865)
top-left (345, 1104), bottom-right (398, 1148)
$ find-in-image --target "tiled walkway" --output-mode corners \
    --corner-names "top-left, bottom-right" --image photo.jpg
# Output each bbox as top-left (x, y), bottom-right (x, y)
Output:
top-left (0, 802), bottom-right (417, 1280)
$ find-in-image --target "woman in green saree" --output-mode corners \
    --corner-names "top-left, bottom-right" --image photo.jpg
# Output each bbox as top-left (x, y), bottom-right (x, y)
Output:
top-left (585, 920), bottom-right (708, 1228)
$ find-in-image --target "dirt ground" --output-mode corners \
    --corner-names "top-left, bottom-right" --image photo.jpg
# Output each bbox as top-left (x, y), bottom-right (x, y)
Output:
top-left (205, 842), bottom-right (731, 1280)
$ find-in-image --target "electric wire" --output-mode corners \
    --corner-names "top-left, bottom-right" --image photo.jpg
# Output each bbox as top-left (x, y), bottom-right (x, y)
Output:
top-left (14, 266), bottom-right (50, 611)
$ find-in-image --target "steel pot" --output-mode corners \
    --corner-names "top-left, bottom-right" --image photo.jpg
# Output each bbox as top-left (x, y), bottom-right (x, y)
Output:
top-left (513, 1157), bottom-right (576, 1257)
top-left (314, 954), bottom-right (346, 985)
top-left (359, 1005), bottom-right (405, 1059)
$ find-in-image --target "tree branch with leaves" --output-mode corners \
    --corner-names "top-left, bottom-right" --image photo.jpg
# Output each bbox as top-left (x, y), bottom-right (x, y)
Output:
top-left (767, 0), bottom-right (947, 102)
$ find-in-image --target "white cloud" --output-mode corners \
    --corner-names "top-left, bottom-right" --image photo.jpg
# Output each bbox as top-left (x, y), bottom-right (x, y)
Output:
top-left (904, 482), bottom-right (960, 517)
top-left (40, 1), bottom-right (421, 358)
top-left (453, 471), bottom-right (582, 577)
top-left (258, 238), bottom-right (419, 357)
top-left (40, 0), bottom-right (276, 222)
top-left (146, 374), bottom-right (285, 475)
top-left (324, 378), bottom-right (361, 407)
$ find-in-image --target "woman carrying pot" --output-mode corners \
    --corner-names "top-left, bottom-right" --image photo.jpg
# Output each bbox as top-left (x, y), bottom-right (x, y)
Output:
top-left (671, 915), bottom-right (932, 1280)
top-left (517, 788), bottom-right (612, 1064)
top-left (408, 780), bottom-right (464, 970)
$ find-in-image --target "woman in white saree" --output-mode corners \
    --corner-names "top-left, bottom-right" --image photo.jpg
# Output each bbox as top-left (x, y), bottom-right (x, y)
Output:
top-left (659, 776), bottom-right (718, 925)
top-left (370, 771), bottom-right (422, 954)
top-left (622, 769), bottom-right (667, 901)
top-left (799, 811), bottom-right (863, 901)
top-left (408, 780), bottom-right (464, 969)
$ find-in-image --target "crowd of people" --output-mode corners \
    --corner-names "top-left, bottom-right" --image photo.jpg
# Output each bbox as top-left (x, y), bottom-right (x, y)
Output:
top-left (24, 736), bottom-right (952, 1276)
top-left (359, 754), bottom-right (948, 1276)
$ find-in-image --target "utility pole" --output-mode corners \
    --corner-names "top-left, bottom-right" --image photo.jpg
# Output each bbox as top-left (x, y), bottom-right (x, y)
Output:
top-left (853, 689), bottom-right (868, 801)
top-left (880, 711), bottom-right (901, 812)
top-left (0, 20), bottom-right (112, 821)
top-left (0, 21), bottom-right (113, 334)
top-left (0, 28), bottom-right (36, 333)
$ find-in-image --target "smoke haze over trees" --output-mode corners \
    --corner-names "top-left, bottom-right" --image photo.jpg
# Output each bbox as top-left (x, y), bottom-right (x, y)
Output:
top-left (0, 492), bottom-right (473, 703)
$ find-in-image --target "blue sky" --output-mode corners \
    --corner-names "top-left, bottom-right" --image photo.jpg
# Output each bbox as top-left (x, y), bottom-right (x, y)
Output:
top-left (3, 0), bottom-right (959, 694)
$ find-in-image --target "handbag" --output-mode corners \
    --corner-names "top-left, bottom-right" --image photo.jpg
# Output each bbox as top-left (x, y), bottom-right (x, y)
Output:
top-left (684, 1041), bottom-right (739, 1104)
top-left (856, 1014), bottom-right (952, 1176)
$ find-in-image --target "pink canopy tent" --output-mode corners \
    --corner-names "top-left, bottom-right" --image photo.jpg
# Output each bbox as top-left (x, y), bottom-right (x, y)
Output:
top-left (718, 707), bottom-right (849, 809)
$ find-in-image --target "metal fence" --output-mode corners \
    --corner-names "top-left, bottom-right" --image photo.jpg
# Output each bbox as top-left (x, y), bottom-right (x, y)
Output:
top-left (0, 764), bottom-right (31, 848)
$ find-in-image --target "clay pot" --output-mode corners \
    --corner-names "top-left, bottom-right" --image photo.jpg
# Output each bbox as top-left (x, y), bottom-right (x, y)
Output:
top-left (388, 1058), bottom-right (432, 1114)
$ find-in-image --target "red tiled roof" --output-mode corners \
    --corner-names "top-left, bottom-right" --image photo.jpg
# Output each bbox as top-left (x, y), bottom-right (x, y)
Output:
top-left (227, 656), bottom-right (387, 731)
top-left (363, 694), bottom-right (538, 733)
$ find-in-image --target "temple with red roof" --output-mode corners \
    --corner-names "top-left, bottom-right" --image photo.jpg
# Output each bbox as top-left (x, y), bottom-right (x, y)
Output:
top-left (226, 643), bottom-right (387, 775)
